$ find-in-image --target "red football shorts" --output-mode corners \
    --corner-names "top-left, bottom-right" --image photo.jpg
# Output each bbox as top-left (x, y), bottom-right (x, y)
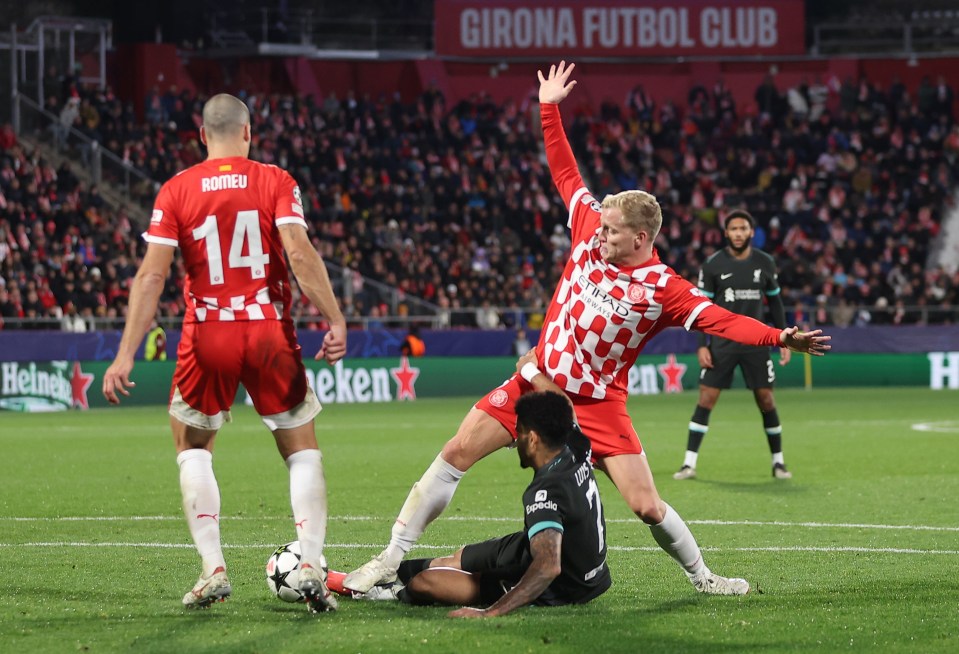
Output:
top-left (474, 374), bottom-right (643, 459)
top-left (172, 320), bottom-right (309, 417)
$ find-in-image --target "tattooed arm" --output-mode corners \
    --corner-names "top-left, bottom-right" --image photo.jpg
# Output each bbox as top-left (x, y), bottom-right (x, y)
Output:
top-left (448, 529), bottom-right (562, 618)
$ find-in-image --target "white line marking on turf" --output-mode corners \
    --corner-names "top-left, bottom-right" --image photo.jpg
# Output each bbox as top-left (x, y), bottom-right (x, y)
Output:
top-left (3, 515), bottom-right (958, 532)
top-left (911, 421), bottom-right (959, 433)
top-left (2, 542), bottom-right (957, 555)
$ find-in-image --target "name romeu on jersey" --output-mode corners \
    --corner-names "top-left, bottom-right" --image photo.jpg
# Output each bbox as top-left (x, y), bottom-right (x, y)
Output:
top-left (536, 103), bottom-right (783, 401)
top-left (143, 157), bottom-right (306, 324)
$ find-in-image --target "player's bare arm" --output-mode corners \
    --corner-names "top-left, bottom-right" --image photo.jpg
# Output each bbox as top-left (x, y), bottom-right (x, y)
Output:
top-left (537, 60), bottom-right (577, 104)
top-left (697, 346), bottom-right (714, 369)
top-left (102, 243), bottom-right (175, 404)
top-left (448, 529), bottom-right (563, 619)
top-left (516, 349), bottom-right (575, 410)
top-left (278, 223), bottom-right (347, 364)
top-left (780, 326), bottom-right (831, 356)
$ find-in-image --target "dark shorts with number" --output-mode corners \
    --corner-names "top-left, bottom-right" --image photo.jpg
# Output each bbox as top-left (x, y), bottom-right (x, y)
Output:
top-left (460, 531), bottom-right (566, 607)
top-left (700, 347), bottom-right (774, 389)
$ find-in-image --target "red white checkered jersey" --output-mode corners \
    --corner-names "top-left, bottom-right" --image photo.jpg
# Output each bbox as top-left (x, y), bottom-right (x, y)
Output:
top-left (537, 104), bottom-right (713, 400)
top-left (143, 157), bottom-right (306, 324)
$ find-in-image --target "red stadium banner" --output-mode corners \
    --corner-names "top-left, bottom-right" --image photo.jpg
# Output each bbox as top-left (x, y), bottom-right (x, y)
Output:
top-left (435, 0), bottom-right (806, 58)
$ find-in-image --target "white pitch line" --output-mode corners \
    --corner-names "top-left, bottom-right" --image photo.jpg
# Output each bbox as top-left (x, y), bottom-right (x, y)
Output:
top-left (1, 542), bottom-right (956, 555)
top-left (3, 515), bottom-right (958, 532)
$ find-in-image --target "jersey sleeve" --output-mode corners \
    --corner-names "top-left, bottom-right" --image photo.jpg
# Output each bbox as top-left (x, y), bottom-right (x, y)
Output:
top-left (698, 257), bottom-right (716, 299)
top-left (541, 103), bottom-right (599, 245)
top-left (273, 170), bottom-right (307, 229)
top-left (764, 255), bottom-right (781, 297)
top-left (524, 482), bottom-right (565, 540)
top-left (143, 181), bottom-right (181, 247)
top-left (660, 273), bottom-right (714, 331)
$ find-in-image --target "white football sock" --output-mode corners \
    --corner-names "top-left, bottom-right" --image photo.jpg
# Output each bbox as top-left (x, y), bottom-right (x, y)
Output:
top-left (286, 448), bottom-right (328, 569)
top-left (648, 502), bottom-right (708, 579)
top-left (382, 455), bottom-right (466, 567)
top-left (177, 449), bottom-right (226, 578)
top-left (683, 451), bottom-right (699, 468)
top-left (772, 452), bottom-right (785, 465)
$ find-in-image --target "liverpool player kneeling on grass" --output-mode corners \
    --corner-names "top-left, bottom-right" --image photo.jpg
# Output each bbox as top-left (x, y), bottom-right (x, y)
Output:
top-left (331, 389), bottom-right (611, 617)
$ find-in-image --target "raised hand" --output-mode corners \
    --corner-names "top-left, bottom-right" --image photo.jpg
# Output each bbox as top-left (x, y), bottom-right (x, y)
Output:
top-left (779, 326), bottom-right (831, 356)
top-left (537, 61), bottom-right (578, 104)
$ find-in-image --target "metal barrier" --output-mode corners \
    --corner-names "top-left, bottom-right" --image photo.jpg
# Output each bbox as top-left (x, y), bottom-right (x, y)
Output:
top-left (13, 92), bottom-right (159, 205)
top-left (3, 305), bottom-right (956, 332)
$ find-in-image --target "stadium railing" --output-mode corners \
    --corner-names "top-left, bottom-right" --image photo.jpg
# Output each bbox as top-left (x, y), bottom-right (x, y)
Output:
top-left (13, 92), bottom-right (160, 206)
top-left (3, 305), bottom-right (956, 332)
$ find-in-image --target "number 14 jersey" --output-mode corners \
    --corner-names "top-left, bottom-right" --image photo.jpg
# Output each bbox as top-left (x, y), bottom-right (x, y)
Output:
top-left (144, 157), bottom-right (307, 324)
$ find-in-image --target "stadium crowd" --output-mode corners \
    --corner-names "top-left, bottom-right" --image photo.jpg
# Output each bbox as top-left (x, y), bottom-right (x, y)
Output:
top-left (2, 72), bottom-right (958, 330)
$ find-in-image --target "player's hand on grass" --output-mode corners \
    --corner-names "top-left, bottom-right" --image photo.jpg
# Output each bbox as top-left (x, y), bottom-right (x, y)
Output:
top-left (538, 61), bottom-right (577, 104)
top-left (102, 357), bottom-right (136, 404)
top-left (697, 346), bottom-right (713, 369)
top-left (316, 321), bottom-right (347, 364)
top-left (779, 326), bottom-right (831, 356)
top-left (448, 606), bottom-right (492, 619)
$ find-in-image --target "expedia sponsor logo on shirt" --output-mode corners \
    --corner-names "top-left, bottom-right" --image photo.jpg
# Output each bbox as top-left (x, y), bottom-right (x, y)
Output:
top-left (577, 275), bottom-right (631, 318)
top-left (526, 499), bottom-right (558, 515)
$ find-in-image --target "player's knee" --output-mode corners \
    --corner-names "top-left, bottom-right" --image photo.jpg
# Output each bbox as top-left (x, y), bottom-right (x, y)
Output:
top-left (439, 436), bottom-right (478, 471)
top-left (628, 497), bottom-right (664, 523)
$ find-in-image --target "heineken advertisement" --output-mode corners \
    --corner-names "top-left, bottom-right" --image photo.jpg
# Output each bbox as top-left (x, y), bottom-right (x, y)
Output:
top-left (2, 353), bottom-right (957, 412)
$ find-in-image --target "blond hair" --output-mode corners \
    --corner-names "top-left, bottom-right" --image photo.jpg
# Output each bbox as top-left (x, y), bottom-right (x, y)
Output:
top-left (201, 94), bottom-right (250, 137)
top-left (601, 190), bottom-right (662, 240)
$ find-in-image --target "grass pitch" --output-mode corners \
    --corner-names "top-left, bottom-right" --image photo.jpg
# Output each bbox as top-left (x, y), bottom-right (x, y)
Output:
top-left (1, 387), bottom-right (957, 653)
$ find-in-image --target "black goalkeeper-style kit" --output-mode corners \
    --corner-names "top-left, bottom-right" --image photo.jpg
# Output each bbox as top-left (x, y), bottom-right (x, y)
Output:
top-left (458, 441), bottom-right (611, 606)
top-left (697, 248), bottom-right (786, 389)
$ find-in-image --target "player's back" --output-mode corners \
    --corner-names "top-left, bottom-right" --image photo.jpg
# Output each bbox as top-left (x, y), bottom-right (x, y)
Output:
top-left (147, 157), bottom-right (306, 324)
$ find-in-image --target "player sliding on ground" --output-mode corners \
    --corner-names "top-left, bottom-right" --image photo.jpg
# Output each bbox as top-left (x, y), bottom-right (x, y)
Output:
top-left (345, 61), bottom-right (830, 597)
top-left (332, 382), bottom-right (610, 617)
top-left (102, 94), bottom-right (346, 614)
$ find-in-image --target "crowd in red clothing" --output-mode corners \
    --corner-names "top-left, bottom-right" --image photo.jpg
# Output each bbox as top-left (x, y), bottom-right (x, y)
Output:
top-left (2, 72), bottom-right (958, 330)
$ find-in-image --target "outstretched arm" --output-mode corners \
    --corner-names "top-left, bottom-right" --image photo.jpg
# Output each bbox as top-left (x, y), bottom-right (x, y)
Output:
top-left (448, 529), bottom-right (562, 619)
top-left (538, 61), bottom-right (585, 208)
top-left (695, 304), bottom-right (831, 355)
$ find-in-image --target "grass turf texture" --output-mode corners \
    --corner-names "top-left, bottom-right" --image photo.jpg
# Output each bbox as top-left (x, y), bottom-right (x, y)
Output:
top-left (1, 387), bottom-right (957, 653)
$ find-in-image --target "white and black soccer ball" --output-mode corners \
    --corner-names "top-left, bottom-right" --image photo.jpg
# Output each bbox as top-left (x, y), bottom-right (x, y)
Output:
top-left (265, 541), bottom-right (328, 603)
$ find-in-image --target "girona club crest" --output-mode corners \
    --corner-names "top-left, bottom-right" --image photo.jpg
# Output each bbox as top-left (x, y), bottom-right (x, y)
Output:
top-left (627, 283), bottom-right (647, 303)
top-left (489, 389), bottom-right (509, 407)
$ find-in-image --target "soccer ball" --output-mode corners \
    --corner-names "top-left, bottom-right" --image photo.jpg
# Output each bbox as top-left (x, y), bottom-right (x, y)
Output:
top-left (265, 541), bottom-right (328, 603)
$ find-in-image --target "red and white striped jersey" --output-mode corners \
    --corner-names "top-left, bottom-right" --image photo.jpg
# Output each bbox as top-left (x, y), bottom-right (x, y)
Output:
top-left (144, 157), bottom-right (307, 324)
top-left (537, 104), bottom-right (712, 400)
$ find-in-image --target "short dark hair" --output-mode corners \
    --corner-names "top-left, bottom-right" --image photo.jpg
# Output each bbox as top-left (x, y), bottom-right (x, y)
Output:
top-left (723, 209), bottom-right (755, 229)
top-left (515, 392), bottom-right (575, 450)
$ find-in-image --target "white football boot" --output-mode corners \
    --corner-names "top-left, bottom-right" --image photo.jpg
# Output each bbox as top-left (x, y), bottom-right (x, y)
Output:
top-left (182, 567), bottom-right (232, 608)
top-left (343, 551), bottom-right (398, 593)
top-left (691, 572), bottom-right (750, 596)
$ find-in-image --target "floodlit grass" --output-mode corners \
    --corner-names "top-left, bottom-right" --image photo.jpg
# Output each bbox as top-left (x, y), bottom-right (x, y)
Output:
top-left (1, 388), bottom-right (957, 653)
